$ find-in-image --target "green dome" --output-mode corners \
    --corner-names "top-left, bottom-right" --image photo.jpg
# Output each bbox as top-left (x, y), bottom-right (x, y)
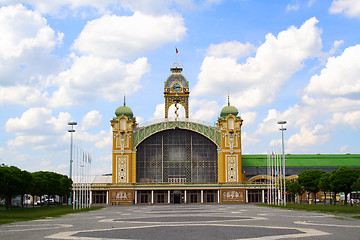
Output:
top-left (115, 106), bottom-right (134, 119)
top-left (220, 96), bottom-right (238, 118)
top-left (220, 105), bottom-right (238, 118)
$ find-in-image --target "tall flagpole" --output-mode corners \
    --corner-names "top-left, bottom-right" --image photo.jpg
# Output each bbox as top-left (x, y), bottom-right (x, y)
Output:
top-left (278, 144), bottom-right (282, 204)
top-left (266, 151), bottom-right (270, 204)
top-left (270, 152), bottom-right (274, 204)
top-left (77, 146), bottom-right (79, 209)
top-left (89, 154), bottom-right (92, 207)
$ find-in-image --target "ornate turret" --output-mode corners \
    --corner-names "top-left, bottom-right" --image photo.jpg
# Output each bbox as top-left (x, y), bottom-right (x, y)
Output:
top-left (164, 63), bottom-right (190, 120)
top-left (111, 97), bottom-right (137, 184)
top-left (217, 96), bottom-right (244, 183)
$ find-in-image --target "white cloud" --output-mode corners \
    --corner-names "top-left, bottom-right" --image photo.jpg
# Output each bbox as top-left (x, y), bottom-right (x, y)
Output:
top-left (49, 55), bottom-right (150, 107)
top-left (241, 132), bottom-right (260, 148)
top-left (5, 108), bottom-right (68, 134)
top-left (339, 145), bottom-right (348, 153)
top-left (94, 130), bottom-right (112, 149)
top-left (0, 4), bottom-right (58, 59)
top-left (305, 44), bottom-right (360, 98)
top-left (286, 125), bottom-right (330, 152)
top-left (152, 103), bottom-right (186, 121)
top-left (81, 110), bottom-right (103, 131)
top-left (241, 112), bottom-right (257, 126)
top-left (286, 3), bottom-right (300, 12)
top-left (152, 103), bottom-right (165, 120)
top-left (151, 98), bottom-right (220, 123)
top-left (73, 12), bottom-right (186, 59)
top-left (5, 108), bottom-right (72, 149)
top-left (0, 0), bottom-right (118, 16)
top-left (4, 107), bottom-right (112, 163)
top-left (0, 4), bottom-right (63, 87)
top-left (193, 17), bottom-right (322, 110)
top-left (329, 0), bottom-right (360, 18)
top-left (0, 147), bottom-right (28, 165)
top-left (329, 40), bottom-right (344, 55)
top-left (0, 0), bottom-right (222, 17)
top-left (256, 109), bottom-right (281, 135)
top-left (119, 0), bottom-right (172, 15)
top-left (206, 41), bottom-right (256, 58)
top-left (328, 111), bottom-right (360, 130)
top-left (190, 98), bottom-right (220, 122)
top-left (77, 130), bottom-right (109, 145)
top-left (308, 0), bottom-right (317, 7)
top-left (0, 85), bottom-right (47, 107)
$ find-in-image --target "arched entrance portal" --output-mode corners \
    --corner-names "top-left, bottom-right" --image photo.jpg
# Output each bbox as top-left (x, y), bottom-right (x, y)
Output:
top-left (136, 128), bottom-right (218, 184)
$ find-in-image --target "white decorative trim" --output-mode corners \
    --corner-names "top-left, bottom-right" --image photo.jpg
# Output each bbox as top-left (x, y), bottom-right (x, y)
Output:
top-left (223, 132), bottom-right (240, 154)
top-left (115, 133), bottom-right (131, 155)
top-left (225, 155), bottom-right (238, 182)
top-left (116, 155), bottom-right (129, 183)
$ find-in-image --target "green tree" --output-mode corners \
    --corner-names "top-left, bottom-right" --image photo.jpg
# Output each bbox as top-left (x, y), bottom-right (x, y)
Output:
top-left (330, 167), bottom-right (360, 205)
top-left (285, 180), bottom-right (295, 203)
top-left (292, 179), bottom-right (305, 203)
top-left (0, 165), bottom-right (22, 209)
top-left (297, 169), bottom-right (325, 204)
top-left (19, 170), bottom-right (33, 208)
top-left (32, 171), bottom-right (48, 206)
top-left (318, 172), bottom-right (331, 205)
top-left (352, 176), bottom-right (360, 191)
top-left (59, 175), bottom-right (72, 204)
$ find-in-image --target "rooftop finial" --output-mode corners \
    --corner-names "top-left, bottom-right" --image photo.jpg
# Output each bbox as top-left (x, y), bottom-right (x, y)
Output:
top-left (123, 95), bottom-right (126, 106)
top-left (227, 94), bottom-right (230, 106)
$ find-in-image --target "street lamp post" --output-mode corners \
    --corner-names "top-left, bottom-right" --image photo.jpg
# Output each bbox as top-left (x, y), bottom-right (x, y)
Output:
top-left (277, 121), bottom-right (287, 206)
top-left (68, 121), bottom-right (77, 205)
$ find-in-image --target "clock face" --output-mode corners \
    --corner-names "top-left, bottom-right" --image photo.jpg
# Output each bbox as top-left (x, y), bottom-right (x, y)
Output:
top-left (173, 83), bottom-right (181, 92)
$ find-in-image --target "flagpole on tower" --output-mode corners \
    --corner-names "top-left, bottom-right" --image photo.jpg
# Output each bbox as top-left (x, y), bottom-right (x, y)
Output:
top-left (175, 47), bottom-right (178, 63)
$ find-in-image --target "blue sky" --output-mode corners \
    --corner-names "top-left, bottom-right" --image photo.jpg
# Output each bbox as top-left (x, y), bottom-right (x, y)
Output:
top-left (1, 0), bottom-right (360, 176)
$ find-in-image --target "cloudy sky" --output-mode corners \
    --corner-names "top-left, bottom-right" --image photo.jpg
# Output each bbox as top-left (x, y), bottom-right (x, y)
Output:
top-left (1, 0), bottom-right (360, 176)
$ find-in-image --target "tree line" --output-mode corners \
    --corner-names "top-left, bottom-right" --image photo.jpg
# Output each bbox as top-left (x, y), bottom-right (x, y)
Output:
top-left (286, 166), bottom-right (360, 205)
top-left (0, 164), bottom-right (72, 209)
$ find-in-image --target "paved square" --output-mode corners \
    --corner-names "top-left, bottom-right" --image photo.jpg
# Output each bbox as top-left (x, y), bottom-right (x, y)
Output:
top-left (0, 204), bottom-right (359, 239)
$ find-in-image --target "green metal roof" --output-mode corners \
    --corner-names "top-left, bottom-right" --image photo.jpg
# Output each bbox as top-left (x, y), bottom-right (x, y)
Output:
top-left (242, 154), bottom-right (360, 167)
top-left (133, 121), bottom-right (221, 148)
top-left (115, 106), bottom-right (134, 119)
top-left (220, 105), bottom-right (238, 118)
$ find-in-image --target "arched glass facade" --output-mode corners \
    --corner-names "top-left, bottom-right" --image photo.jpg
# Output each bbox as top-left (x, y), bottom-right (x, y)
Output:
top-left (136, 129), bottom-right (218, 183)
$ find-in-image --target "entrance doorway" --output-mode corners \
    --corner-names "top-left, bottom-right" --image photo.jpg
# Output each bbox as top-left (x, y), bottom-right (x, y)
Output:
top-left (171, 190), bottom-right (184, 204)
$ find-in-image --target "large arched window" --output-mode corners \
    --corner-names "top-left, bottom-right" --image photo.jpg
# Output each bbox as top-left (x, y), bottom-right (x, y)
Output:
top-left (136, 129), bottom-right (218, 183)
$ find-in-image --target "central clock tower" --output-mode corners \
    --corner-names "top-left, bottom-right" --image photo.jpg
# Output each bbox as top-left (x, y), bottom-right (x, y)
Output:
top-left (164, 63), bottom-right (190, 120)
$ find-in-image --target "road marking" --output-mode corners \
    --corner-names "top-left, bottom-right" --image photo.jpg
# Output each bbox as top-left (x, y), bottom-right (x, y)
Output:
top-left (294, 221), bottom-right (360, 228)
top-left (45, 223), bottom-right (330, 240)
top-left (99, 216), bottom-right (267, 223)
top-left (0, 224), bottom-right (73, 232)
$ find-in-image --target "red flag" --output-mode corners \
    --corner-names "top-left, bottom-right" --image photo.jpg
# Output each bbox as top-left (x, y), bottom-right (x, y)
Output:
top-left (176, 48), bottom-right (178, 54)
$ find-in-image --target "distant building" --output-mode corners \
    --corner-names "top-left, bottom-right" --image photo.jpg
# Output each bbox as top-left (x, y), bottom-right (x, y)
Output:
top-left (89, 62), bottom-right (360, 205)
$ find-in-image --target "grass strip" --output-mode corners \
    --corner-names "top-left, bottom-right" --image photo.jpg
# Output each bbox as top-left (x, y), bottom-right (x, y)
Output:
top-left (257, 203), bottom-right (360, 214)
top-left (0, 205), bottom-right (103, 225)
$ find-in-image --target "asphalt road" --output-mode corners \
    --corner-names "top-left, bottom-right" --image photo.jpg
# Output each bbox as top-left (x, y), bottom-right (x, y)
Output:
top-left (0, 204), bottom-right (359, 239)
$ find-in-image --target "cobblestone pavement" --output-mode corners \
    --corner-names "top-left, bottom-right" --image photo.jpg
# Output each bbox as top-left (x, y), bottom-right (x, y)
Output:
top-left (0, 204), bottom-right (359, 239)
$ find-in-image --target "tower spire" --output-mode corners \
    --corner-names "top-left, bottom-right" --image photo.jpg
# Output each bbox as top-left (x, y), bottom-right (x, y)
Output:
top-left (228, 94), bottom-right (230, 106)
top-left (123, 95), bottom-right (126, 106)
